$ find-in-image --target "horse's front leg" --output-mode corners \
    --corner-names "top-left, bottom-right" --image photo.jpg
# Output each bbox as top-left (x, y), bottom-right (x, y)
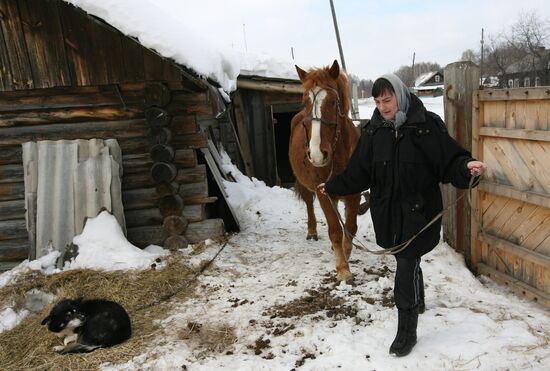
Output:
top-left (317, 192), bottom-right (352, 281)
top-left (296, 183), bottom-right (318, 240)
top-left (343, 194), bottom-right (361, 260)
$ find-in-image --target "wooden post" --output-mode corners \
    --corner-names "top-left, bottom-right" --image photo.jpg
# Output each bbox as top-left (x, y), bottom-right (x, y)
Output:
top-left (470, 91), bottom-right (482, 273)
top-left (442, 61), bottom-right (480, 267)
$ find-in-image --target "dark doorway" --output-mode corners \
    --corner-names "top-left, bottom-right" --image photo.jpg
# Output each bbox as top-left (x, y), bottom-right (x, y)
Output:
top-left (273, 111), bottom-right (298, 187)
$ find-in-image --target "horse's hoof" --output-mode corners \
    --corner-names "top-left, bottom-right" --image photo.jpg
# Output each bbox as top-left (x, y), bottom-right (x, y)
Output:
top-left (336, 270), bottom-right (353, 282)
top-left (306, 234), bottom-right (318, 241)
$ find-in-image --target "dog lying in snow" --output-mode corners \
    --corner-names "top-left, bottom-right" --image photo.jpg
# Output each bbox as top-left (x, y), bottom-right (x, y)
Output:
top-left (41, 298), bottom-right (131, 354)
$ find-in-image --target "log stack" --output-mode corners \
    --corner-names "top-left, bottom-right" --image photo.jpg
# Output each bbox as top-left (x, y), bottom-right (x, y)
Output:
top-left (146, 83), bottom-right (189, 250)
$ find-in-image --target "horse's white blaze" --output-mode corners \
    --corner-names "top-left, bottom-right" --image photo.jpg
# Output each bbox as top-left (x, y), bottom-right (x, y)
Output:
top-left (308, 87), bottom-right (327, 165)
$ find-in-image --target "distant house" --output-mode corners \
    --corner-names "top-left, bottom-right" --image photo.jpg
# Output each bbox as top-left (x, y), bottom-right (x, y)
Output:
top-left (481, 76), bottom-right (500, 88)
top-left (503, 48), bottom-right (550, 88)
top-left (411, 71), bottom-right (444, 97)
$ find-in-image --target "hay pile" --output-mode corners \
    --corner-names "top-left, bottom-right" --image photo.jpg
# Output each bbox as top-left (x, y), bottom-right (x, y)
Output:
top-left (0, 253), bottom-right (200, 371)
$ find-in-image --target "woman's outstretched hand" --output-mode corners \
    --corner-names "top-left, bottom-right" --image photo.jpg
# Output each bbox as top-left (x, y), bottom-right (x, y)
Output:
top-left (317, 183), bottom-right (327, 195)
top-left (467, 161), bottom-right (486, 176)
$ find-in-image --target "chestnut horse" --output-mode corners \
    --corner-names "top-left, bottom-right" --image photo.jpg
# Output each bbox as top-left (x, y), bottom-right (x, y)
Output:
top-left (289, 60), bottom-right (361, 281)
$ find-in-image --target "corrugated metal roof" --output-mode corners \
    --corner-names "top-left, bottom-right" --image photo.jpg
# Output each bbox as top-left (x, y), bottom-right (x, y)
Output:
top-left (22, 139), bottom-right (125, 264)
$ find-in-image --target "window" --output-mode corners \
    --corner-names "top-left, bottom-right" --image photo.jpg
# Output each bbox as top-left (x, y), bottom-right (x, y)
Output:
top-left (514, 78), bottom-right (520, 88)
top-left (524, 77), bottom-right (530, 87)
top-left (435, 75), bottom-right (441, 83)
top-left (508, 79), bottom-right (514, 88)
top-left (535, 77), bottom-right (541, 87)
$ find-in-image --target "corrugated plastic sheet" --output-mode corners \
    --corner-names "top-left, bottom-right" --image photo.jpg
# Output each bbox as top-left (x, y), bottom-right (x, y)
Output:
top-left (22, 139), bottom-right (125, 263)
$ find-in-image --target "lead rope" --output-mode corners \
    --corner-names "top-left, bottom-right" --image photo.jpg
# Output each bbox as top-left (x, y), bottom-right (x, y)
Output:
top-left (327, 175), bottom-right (481, 255)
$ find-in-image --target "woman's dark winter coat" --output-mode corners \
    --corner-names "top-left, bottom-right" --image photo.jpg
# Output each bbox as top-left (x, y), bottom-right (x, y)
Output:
top-left (325, 94), bottom-right (477, 258)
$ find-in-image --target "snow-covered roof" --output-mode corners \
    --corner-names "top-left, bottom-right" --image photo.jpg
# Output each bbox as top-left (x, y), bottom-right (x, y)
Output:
top-left (238, 52), bottom-right (299, 81)
top-left (415, 84), bottom-right (444, 90)
top-left (414, 71), bottom-right (438, 87)
top-left (65, 1), bottom-right (299, 92)
top-left (66, 0), bottom-right (241, 91)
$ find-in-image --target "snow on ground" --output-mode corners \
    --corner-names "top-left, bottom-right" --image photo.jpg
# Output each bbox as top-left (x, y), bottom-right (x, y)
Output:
top-left (2, 95), bottom-right (548, 369)
top-left (358, 96), bottom-right (445, 121)
top-left (105, 151), bottom-right (548, 371)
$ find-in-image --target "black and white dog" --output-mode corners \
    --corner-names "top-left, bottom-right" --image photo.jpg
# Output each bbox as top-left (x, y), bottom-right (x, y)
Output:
top-left (41, 298), bottom-right (132, 354)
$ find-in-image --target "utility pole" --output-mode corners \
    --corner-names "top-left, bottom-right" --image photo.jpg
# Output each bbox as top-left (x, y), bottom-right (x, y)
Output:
top-left (291, 47), bottom-right (295, 60)
top-left (329, 0), bottom-right (359, 120)
top-left (480, 28), bottom-right (485, 87)
top-left (329, 0), bottom-right (347, 71)
top-left (242, 23), bottom-right (248, 52)
top-left (411, 52), bottom-right (416, 87)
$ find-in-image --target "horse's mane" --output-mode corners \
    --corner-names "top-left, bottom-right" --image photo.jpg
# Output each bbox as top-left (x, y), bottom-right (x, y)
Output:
top-left (301, 65), bottom-right (351, 115)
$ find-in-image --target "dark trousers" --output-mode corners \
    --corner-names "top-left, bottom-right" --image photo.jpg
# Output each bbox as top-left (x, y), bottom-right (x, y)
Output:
top-left (394, 257), bottom-right (422, 310)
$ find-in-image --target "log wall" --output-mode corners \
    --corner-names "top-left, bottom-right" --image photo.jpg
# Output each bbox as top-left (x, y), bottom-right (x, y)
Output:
top-left (471, 87), bottom-right (550, 308)
top-left (0, 0), bottom-right (226, 268)
top-left (0, 82), bottom-right (222, 265)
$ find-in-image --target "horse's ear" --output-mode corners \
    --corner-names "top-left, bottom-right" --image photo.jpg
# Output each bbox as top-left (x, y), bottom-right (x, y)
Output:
top-left (295, 65), bottom-right (308, 82)
top-left (329, 60), bottom-right (340, 80)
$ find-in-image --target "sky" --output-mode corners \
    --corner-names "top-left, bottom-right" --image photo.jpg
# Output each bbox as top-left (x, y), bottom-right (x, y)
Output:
top-left (2, 105), bottom-right (549, 369)
top-left (169, 0), bottom-right (550, 80)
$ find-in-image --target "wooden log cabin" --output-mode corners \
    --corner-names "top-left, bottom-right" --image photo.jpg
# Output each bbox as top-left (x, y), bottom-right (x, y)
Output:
top-left (0, 0), bottom-right (232, 270)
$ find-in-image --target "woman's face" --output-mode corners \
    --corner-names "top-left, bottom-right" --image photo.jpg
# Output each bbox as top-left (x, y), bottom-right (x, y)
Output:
top-left (374, 90), bottom-right (398, 121)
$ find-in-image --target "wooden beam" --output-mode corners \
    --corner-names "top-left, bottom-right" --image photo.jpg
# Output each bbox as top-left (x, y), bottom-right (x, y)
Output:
top-left (237, 78), bottom-right (303, 94)
top-left (0, 240), bottom-right (29, 261)
top-left (479, 180), bottom-right (550, 209)
top-left (0, 199), bottom-right (25, 221)
top-left (477, 87), bottom-right (550, 102)
top-left (477, 263), bottom-right (550, 308)
top-left (232, 91), bottom-right (255, 176)
top-left (478, 232), bottom-right (550, 269)
top-left (126, 225), bottom-right (163, 247)
top-left (0, 119), bottom-right (148, 145)
top-left (479, 127), bottom-right (550, 142)
top-left (124, 208), bottom-right (162, 228)
top-left (442, 61), bottom-right (479, 259)
top-left (0, 219), bottom-right (27, 241)
top-left (471, 89), bottom-right (482, 270)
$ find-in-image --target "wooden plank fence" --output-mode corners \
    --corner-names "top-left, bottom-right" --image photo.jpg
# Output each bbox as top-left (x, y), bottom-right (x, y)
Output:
top-left (471, 87), bottom-right (550, 308)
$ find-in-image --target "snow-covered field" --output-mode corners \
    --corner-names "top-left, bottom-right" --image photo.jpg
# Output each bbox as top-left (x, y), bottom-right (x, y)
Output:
top-left (358, 96), bottom-right (445, 120)
top-left (1, 97), bottom-right (549, 370)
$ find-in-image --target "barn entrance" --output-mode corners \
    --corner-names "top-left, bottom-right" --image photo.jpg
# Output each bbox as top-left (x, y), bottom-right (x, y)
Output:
top-left (273, 108), bottom-right (300, 187)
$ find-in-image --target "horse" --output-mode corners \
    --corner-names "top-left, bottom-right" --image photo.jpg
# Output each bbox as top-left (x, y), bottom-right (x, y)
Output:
top-left (289, 60), bottom-right (361, 281)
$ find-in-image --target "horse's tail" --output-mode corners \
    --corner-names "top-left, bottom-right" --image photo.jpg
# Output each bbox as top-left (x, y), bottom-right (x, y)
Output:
top-left (294, 180), bottom-right (315, 203)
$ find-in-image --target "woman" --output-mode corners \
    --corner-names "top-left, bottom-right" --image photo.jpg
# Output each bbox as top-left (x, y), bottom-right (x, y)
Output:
top-left (318, 74), bottom-right (486, 357)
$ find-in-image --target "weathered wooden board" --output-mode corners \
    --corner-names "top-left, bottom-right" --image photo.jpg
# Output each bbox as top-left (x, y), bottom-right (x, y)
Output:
top-left (471, 86), bottom-right (550, 308)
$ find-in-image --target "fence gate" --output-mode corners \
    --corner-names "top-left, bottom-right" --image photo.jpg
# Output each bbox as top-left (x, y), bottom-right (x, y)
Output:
top-left (471, 87), bottom-right (550, 308)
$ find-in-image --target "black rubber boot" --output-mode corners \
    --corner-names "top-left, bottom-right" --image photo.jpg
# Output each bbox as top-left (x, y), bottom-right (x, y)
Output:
top-left (418, 268), bottom-right (425, 314)
top-left (389, 307), bottom-right (418, 357)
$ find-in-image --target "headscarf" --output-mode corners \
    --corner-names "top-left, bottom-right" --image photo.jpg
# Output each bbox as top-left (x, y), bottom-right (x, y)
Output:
top-left (380, 73), bottom-right (411, 128)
